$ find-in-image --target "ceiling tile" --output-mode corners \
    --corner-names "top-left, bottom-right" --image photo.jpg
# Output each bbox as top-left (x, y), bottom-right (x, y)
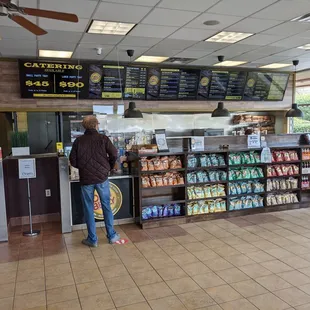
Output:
top-left (144, 47), bottom-right (182, 57)
top-left (271, 35), bottom-right (310, 48)
top-left (263, 22), bottom-right (310, 36)
top-left (190, 56), bottom-right (218, 66)
top-left (38, 31), bottom-right (83, 43)
top-left (155, 39), bottom-right (197, 50)
top-left (101, 0), bottom-right (160, 6)
top-left (238, 34), bottom-right (285, 46)
top-left (191, 41), bottom-right (230, 50)
top-left (119, 36), bottom-right (162, 47)
top-left (40, 0), bottom-right (97, 19)
top-left (38, 41), bottom-right (77, 51)
top-left (19, 0), bottom-right (37, 7)
top-left (0, 26), bottom-right (36, 40)
top-left (38, 18), bottom-right (89, 32)
top-left (141, 8), bottom-right (199, 27)
top-left (252, 0), bottom-right (310, 21)
top-left (128, 24), bottom-right (178, 38)
top-left (175, 49), bottom-right (215, 58)
top-left (73, 45), bottom-right (114, 60)
top-left (186, 13), bottom-right (243, 30)
top-left (251, 55), bottom-right (290, 63)
top-left (104, 46), bottom-right (148, 61)
top-left (212, 44), bottom-right (257, 58)
top-left (0, 16), bottom-right (36, 27)
top-left (94, 2), bottom-right (152, 23)
top-left (208, 0), bottom-right (278, 17)
top-left (251, 45), bottom-right (287, 55)
top-left (0, 48), bottom-right (37, 57)
top-left (226, 18), bottom-right (282, 33)
top-left (80, 34), bottom-right (124, 45)
top-left (272, 48), bottom-right (308, 57)
top-left (232, 53), bottom-right (265, 62)
top-left (158, 0), bottom-right (219, 12)
top-left (0, 39), bottom-right (35, 50)
top-left (169, 28), bottom-right (218, 41)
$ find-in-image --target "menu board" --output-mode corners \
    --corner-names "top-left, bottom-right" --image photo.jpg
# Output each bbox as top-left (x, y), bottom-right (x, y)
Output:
top-left (89, 64), bottom-right (125, 99)
top-left (19, 60), bottom-right (88, 99)
top-left (225, 71), bottom-right (247, 100)
top-left (159, 68), bottom-right (181, 100)
top-left (267, 73), bottom-right (289, 101)
top-left (124, 67), bottom-right (147, 100)
top-left (197, 70), bottom-right (212, 99)
top-left (178, 69), bottom-right (200, 100)
top-left (146, 68), bottom-right (161, 100)
top-left (208, 71), bottom-right (230, 100)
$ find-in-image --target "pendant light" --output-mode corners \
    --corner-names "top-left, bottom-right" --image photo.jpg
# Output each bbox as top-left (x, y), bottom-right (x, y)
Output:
top-left (124, 102), bottom-right (143, 118)
top-left (211, 102), bottom-right (231, 117)
top-left (286, 60), bottom-right (304, 118)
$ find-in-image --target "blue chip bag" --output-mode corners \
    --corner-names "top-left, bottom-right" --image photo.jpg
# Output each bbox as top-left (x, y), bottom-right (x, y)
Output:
top-left (168, 205), bottom-right (174, 217)
top-left (152, 206), bottom-right (158, 218)
top-left (163, 205), bottom-right (169, 217)
top-left (142, 208), bottom-right (149, 220)
top-left (157, 205), bottom-right (164, 217)
top-left (174, 204), bottom-right (181, 216)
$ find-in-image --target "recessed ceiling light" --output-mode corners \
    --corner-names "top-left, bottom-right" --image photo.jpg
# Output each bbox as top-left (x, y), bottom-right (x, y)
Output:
top-left (291, 14), bottom-right (310, 22)
top-left (88, 20), bottom-right (136, 35)
top-left (203, 20), bottom-right (220, 26)
top-left (206, 31), bottom-right (254, 43)
top-left (165, 57), bottom-right (196, 64)
top-left (134, 56), bottom-right (169, 63)
top-left (39, 50), bottom-right (73, 58)
top-left (259, 63), bottom-right (291, 69)
top-left (298, 44), bottom-right (310, 50)
top-left (214, 60), bottom-right (247, 67)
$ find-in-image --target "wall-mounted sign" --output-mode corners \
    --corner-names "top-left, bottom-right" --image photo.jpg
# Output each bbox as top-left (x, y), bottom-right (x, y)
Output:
top-left (18, 158), bottom-right (36, 179)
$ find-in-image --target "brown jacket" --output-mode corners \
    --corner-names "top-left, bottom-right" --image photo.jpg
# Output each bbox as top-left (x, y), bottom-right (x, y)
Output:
top-left (69, 129), bottom-right (117, 185)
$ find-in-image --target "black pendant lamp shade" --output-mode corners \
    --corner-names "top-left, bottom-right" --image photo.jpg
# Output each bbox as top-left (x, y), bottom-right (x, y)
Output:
top-left (124, 102), bottom-right (143, 118)
top-left (285, 103), bottom-right (304, 118)
top-left (211, 102), bottom-right (231, 117)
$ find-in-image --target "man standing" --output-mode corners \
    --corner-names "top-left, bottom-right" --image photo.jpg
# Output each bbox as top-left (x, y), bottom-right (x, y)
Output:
top-left (70, 116), bottom-right (120, 247)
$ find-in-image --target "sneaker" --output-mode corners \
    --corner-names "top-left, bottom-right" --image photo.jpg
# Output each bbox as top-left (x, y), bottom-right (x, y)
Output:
top-left (82, 239), bottom-right (98, 248)
top-left (109, 233), bottom-right (120, 244)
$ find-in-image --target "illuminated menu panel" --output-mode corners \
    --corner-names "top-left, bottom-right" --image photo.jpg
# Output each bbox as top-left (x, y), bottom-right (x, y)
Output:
top-left (209, 71), bottom-right (230, 100)
top-left (146, 68), bottom-right (161, 100)
top-left (159, 68), bottom-right (181, 100)
top-left (19, 60), bottom-right (88, 99)
top-left (124, 67), bottom-right (147, 100)
top-left (267, 73), bottom-right (289, 101)
top-left (197, 70), bottom-right (212, 99)
top-left (225, 71), bottom-right (248, 100)
top-left (178, 69), bottom-right (200, 100)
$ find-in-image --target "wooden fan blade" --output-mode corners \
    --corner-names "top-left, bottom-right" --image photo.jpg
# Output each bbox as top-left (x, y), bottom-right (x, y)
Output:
top-left (22, 8), bottom-right (78, 23)
top-left (9, 15), bottom-right (47, 35)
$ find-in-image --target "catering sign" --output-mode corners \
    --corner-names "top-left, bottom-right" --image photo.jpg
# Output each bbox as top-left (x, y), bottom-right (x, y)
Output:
top-left (19, 60), bottom-right (89, 99)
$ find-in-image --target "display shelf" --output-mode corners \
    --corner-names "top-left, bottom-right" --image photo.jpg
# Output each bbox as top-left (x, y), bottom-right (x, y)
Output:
top-left (267, 174), bottom-right (300, 179)
top-left (266, 188), bottom-right (300, 194)
top-left (142, 215), bottom-right (186, 222)
top-left (228, 177), bottom-right (265, 182)
top-left (228, 206), bottom-right (264, 212)
top-left (187, 181), bottom-right (227, 186)
top-left (269, 161), bottom-right (300, 165)
top-left (187, 166), bottom-right (227, 171)
top-left (187, 196), bottom-right (227, 202)
top-left (141, 200), bottom-right (185, 207)
top-left (228, 192), bottom-right (265, 198)
top-left (140, 168), bottom-right (185, 174)
top-left (229, 163), bottom-right (264, 167)
top-left (142, 184), bottom-right (185, 190)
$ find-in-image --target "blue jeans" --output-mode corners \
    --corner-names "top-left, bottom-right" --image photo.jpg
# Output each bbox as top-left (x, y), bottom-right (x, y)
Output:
top-left (81, 180), bottom-right (117, 244)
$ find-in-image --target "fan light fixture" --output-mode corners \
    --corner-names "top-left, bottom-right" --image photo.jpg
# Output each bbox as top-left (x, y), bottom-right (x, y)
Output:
top-left (124, 102), bottom-right (143, 119)
top-left (211, 102), bottom-right (231, 117)
top-left (286, 60), bottom-right (304, 118)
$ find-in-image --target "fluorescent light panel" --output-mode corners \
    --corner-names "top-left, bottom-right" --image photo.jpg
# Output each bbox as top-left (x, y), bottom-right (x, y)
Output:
top-left (259, 63), bottom-right (291, 69)
top-left (39, 50), bottom-right (73, 58)
top-left (298, 44), bottom-right (310, 50)
top-left (214, 60), bottom-right (247, 67)
top-left (88, 20), bottom-right (135, 35)
top-left (134, 56), bottom-right (169, 63)
top-left (206, 31), bottom-right (253, 43)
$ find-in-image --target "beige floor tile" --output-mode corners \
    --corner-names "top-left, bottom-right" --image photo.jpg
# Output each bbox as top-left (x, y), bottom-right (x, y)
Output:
top-left (220, 298), bottom-right (258, 310)
top-left (14, 291), bottom-right (46, 310)
top-left (221, 236), bottom-right (245, 246)
top-left (231, 279), bottom-right (268, 298)
top-left (70, 258), bottom-right (97, 271)
top-left (298, 283), bottom-right (310, 295)
top-left (157, 265), bottom-right (187, 281)
top-left (0, 297), bottom-right (14, 310)
top-left (0, 262), bottom-right (18, 273)
top-left (47, 299), bottom-right (80, 310)
top-left (18, 258), bottom-right (44, 271)
top-left (239, 263), bottom-right (272, 279)
top-left (166, 276), bottom-right (200, 294)
top-left (171, 252), bottom-right (199, 265)
top-left (248, 292), bottom-right (290, 310)
top-left (265, 247), bottom-right (295, 259)
top-left (203, 239), bottom-right (226, 249)
top-left (148, 295), bottom-right (187, 310)
top-left (15, 278), bottom-right (45, 296)
top-left (123, 259), bottom-right (153, 274)
top-left (285, 245), bottom-right (310, 255)
top-left (100, 264), bottom-right (128, 279)
top-left (46, 273), bottom-right (75, 290)
top-left (110, 287), bottom-right (145, 308)
top-left (0, 270), bottom-right (16, 285)
top-left (278, 270), bottom-right (310, 286)
top-left (182, 262), bottom-right (211, 277)
top-left (95, 256), bottom-right (122, 268)
top-left (76, 280), bottom-right (107, 298)
top-left (299, 267), bottom-right (310, 277)
top-left (68, 252), bottom-right (94, 263)
top-left (80, 293), bottom-right (115, 310)
top-left (216, 268), bottom-right (250, 284)
top-left (213, 246), bottom-right (240, 257)
top-left (131, 270), bottom-right (162, 286)
top-left (192, 272), bottom-right (226, 289)
top-left (174, 235), bottom-right (198, 244)
top-left (177, 289), bottom-right (216, 309)
top-left (198, 306), bottom-right (223, 310)
top-left (192, 250), bottom-right (221, 262)
top-left (204, 257), bottom-right (234, 272)
top-left (239, 233), bottom-right (262, 243)
top-left (162, 245), bottom-right (189, 256)
top-left (139, 281), bottom-right (174, 301)
top-left (44, 263), bottom-right (71, 278)
top-left (155, 238), bottom-right (179, 248)
top-left (116, 302), bottom-right (151, 310)
top-left (228, 254), bottom-right (256, 267)
top-left (0, 283), bottom-right (15, 299)
top-left (73, 268), bottom-right (103, 284)
top-left (206, 284), bottom-right (242, 303)
top-left (47, 285), bottom-right (78, 305)
top-left (295, 304), bottom-right (310, 310)
top-left (260, 260), bottom-right (293, 273)
top-left (232, 243), bottom-right (258, 254)
top-left (255, 274), bottom-right (292, 291)
top-left (183, 242), bottom-right (208, 252)
top-left (105, 275), bottom-right (136, 292)
top-left (246, 251), bottom-right (275, 263)
top-left (148, 256), bottom-right (177, 270)
top-left (274, 287), bottom-right (310, 307)
top-left (17, 266), bottom-right (45, 282)
top-left (44, 253), bottom-right (69, 267)
top-left (251, 240), bottom-right (279, 251)
top-left (281, 255), bottom-right (310, 269)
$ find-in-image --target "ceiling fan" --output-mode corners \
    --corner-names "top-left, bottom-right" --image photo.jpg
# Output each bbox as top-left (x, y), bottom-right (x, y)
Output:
top-left (0, 0), bottom-right (78, 36)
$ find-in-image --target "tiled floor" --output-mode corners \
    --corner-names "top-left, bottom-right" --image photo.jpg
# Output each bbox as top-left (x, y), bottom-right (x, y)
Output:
top-left (5, 210), bottom-right (310, 309)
